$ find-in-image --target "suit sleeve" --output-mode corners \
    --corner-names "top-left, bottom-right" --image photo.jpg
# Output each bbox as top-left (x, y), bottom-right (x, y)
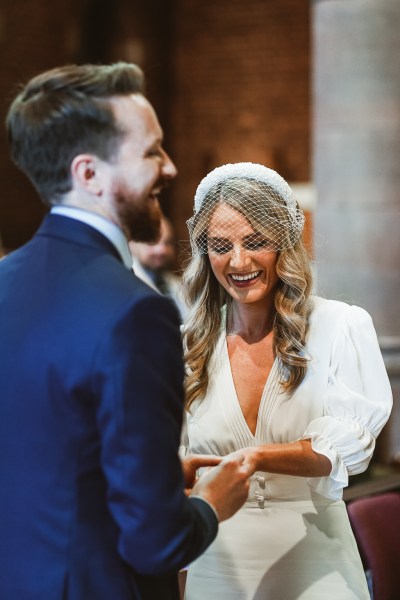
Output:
top-left (92, 294), bottom-right (218, 575)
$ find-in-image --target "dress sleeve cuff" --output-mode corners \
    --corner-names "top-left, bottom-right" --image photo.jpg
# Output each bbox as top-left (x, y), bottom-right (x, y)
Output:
top-left (301, 430), bottom-right (349, 500)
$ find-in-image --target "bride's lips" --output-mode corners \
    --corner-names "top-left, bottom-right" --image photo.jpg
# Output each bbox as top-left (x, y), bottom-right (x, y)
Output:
top-left (228, 270), bottom-right (262, 288)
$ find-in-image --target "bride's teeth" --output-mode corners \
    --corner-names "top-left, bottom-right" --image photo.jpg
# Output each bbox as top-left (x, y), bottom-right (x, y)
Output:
top-left (231, 271), bottom-right (260, 282)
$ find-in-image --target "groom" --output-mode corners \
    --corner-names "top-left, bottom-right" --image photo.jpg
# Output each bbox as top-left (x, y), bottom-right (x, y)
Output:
top-left (0, 63), bottom-right (251, 599)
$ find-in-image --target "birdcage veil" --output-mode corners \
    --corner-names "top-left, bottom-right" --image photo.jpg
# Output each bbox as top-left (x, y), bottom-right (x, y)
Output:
top-left (186, 162), bottom-right (305, 255)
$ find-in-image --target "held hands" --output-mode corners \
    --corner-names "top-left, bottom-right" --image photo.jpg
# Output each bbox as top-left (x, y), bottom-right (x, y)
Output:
top-left (183, 440), bottom-right (331, 522)
top-left (190, 452), bottom-right (256, 522)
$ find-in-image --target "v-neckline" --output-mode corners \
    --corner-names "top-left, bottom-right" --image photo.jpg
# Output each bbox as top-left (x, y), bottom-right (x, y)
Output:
top-left (222, 335), bottom-right (281, 441)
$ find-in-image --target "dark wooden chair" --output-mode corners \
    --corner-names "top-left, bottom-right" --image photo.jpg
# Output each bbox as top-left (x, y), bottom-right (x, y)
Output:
top-left (347, 491), bottom-right (400, 600)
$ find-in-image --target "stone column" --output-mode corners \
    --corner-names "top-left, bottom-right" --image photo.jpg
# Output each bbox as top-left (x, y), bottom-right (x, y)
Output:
top-left (312, 0), bottom-right (400, 463)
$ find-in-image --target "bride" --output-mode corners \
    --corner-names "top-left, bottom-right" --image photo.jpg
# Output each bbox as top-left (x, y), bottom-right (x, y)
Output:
top-left (180, 162), bottom-right (392, 599)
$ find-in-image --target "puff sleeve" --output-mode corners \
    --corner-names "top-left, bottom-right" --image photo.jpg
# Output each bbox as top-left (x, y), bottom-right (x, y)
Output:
top-left (302, 305), bottom-right (392, 500)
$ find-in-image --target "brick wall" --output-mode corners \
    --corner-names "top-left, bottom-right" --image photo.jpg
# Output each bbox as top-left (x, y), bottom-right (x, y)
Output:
top-left (168, 0), bottom-right (311, 251)
top-left (0, 0), bottom-right (86, 249)
top-left (0, 0), bottom-right (310, 251)
top-left (0, 0), bottom-right (171, 249)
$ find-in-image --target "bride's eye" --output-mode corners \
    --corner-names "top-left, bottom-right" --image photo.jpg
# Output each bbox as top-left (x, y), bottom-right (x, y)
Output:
top-left (243, 234), bottom-right (271, 251)
top-left (208, 238), bottom-right (233, 254)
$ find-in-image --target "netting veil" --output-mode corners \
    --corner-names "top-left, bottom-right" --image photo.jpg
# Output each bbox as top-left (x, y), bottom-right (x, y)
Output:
top-left (187, 162), bottom-right (305, 256)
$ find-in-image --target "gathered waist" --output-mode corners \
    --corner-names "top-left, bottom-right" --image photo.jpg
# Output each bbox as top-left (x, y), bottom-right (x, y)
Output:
top-left (245, 472), bottom-right (336, 508)
top-left (196, 467), bottom-right (340, 508)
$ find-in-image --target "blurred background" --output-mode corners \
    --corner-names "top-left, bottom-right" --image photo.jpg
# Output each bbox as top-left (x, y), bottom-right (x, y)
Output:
top-left (0, 0), bottom-right (399, 482)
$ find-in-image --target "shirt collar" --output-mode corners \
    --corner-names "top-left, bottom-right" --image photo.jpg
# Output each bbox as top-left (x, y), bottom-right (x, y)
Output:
top-left (50, 206), bottom-right (133, 269)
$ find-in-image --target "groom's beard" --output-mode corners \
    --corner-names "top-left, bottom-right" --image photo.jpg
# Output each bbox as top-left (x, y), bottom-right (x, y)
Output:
top-left (114, 181), bottom-right (163, 243)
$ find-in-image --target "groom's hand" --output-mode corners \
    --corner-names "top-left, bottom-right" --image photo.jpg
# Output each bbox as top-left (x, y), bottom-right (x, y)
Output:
top-left (191, 454), bottom-right (253, 522)
top-left (181, 454), bottom-right (222, 495)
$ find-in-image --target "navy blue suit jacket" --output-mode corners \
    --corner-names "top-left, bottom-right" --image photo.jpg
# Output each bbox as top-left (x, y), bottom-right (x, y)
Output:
top-left (0, 214), bottom-right (217, 599)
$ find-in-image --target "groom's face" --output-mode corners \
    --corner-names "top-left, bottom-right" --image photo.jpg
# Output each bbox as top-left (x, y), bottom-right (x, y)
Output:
top-left (108, 94), bottom-right (177, 242)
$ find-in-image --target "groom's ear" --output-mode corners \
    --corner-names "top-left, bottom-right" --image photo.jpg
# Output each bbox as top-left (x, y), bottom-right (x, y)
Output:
top-left (70, 154), bottom-right (105, 196)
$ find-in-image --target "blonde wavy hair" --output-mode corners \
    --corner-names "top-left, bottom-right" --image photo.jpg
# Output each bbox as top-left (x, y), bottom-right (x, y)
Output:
top-left (182, 177), bottom-right (313, 410)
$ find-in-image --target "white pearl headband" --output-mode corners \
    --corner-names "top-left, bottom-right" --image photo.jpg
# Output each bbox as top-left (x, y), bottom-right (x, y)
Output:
top-left (188, 162), bottom-right (305, 255)
top-left (193, 162), bottom-right (297, 213)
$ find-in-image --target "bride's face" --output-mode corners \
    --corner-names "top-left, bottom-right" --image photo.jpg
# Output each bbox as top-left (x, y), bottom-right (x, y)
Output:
top-left (207, 203), bottom-right (279, 306)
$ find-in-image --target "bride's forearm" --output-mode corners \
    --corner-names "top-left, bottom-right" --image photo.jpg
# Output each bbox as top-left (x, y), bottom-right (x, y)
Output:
top-left (246, 439), bottom-right (332, 478)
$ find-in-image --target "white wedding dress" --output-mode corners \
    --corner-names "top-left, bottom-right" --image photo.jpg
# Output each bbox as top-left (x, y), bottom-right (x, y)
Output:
top-left (182, 297), bottom-right (392, 599)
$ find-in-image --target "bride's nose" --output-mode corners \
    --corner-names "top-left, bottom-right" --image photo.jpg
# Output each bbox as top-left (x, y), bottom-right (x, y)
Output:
top-left (229, 244), bottom-right (251, 269)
